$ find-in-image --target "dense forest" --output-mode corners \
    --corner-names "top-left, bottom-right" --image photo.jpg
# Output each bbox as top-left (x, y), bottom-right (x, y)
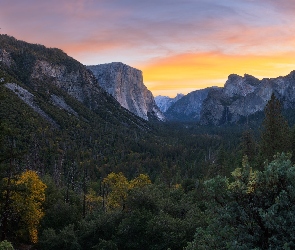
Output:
top-left (2, 35), bottom-right (295, 249)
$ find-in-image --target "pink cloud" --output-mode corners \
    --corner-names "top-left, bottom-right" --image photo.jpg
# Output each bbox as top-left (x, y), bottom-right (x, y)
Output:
top-left (1, 0), bottom-right (295, 69)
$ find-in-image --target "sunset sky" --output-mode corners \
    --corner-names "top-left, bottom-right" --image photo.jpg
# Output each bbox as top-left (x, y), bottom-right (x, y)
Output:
top-left (1, 0), bottom-right (295, 97)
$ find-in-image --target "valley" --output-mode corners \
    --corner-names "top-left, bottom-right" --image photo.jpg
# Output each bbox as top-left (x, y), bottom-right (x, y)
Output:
top-left (1, 35), bottom-right (295, 249)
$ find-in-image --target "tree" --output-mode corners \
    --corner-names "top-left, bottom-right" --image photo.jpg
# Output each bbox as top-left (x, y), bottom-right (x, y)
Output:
top-left (0, 125), bottom-right (24, 241)
top-left (0, 240), bottom-right (14, 250)
top-left (85, 188), bottom-right (102, 214)
top-left (39, 224), bottom-right (80, 250)
top-left (102, 172), bottom-right (151, 211)
top-left (130, 174), bottom-right (151, 188)
top-left (186, 153), bottom-right (295, 249)
top-left (102, 172), bottom-right (130, 210)
top-left (241, 129), bottom-right (256, 165)
top-left (11, 170), bottom-right (47, 243)
top-left (260, 93), bottom-right (291, 162)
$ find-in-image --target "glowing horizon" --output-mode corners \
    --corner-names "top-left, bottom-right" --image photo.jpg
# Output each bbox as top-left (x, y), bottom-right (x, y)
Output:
top-left (1, 0), bottom-right (295, 97)
top-left (141, 52), bottom-right (295, 97)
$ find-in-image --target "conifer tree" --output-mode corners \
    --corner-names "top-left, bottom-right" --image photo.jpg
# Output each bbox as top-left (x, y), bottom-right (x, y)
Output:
top-left (185, 153), bottom-right (295, 249)
top-left (241, 129), bottom-right (256, 164)
top-left (0, 126), bottom-right (21, 241)
top-left (260, 93), bottom-right (291, 162)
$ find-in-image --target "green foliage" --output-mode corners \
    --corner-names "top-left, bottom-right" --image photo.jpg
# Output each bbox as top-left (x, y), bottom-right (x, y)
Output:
top-left (41, 199), bottom-right (82, 231)
top-left (260, 94), bottom-right (291, 162)
top-left (241, 129), bottom-right (257, 165)
top-left (39, 183), bottom-right (202, 250)
top-left (39, 224), bottom-right (80, 250)
top-left (4, 34), bottom-right (295, 249)
top-left (186, 153), bottom-right (295, 249)
top-left (93, 239), bottom-right (118, 250)
top-left (0, 240), bottom-right (14, 250)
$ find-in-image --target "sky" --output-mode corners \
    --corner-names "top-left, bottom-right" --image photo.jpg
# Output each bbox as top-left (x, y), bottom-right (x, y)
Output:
top-left (1, 0), bottom-right (295, 97)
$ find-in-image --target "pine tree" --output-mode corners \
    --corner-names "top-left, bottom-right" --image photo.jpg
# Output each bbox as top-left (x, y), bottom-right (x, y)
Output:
top-left (260, 93), bottom-right (291, 162)
top-left (241, 129), bottom-right (256, 165)
top-left (0, 126), bottom-right (22, 241)
top-left (185, 153), bottom-right (295, 249)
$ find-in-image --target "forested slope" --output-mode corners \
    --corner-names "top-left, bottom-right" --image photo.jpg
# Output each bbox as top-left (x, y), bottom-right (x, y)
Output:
top-left (2, 35), bottom-right (295, 249)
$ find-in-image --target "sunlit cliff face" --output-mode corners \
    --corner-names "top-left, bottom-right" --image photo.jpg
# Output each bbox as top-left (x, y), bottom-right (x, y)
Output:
top-left (2, 0), bottom-right (295, 97)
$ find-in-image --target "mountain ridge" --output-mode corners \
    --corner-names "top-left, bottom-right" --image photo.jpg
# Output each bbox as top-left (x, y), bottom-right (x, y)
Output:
top-left (165, 71), bottom-right (295, 125)
top-left (0, 34), bottom-right (150, 131)
top-left (201, 70), bottom-right (295, 125)
top-left (164, 87), bottom-right (213, 121)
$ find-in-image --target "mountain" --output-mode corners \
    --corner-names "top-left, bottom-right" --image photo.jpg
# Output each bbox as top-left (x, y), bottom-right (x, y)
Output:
top-left (0, 34), bottom-right (160, 176)
top-left (164, 88), bottom-right (212, 121)
top-left (154, 93), bottom-right (184, 113)
top-left (165, 72), bottom-right (295, 125)
top-left (0, 35), bottom-right (150, 127)
top-left (87, 62), bottom-right (165, 121)
top-left (200, 72), bottom-right (295, 125)
top-left (0, 35), bottom-right (235, 198)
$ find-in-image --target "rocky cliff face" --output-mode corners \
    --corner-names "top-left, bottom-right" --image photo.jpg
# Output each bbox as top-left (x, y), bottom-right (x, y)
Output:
top-left (201, 71), bottom-right (295, 125)
top-left (87, 63), bottom-right (165, 121)
top-left (5, 82), bottom-right (59, 127)
top-left (31, 59), bottom-right (104, 109)
top-left (0, 49), bottom-right (13, 67)
top-left (155, 94), bottom-right (184, 113)
top-left (164, 88), bottom-right (211, 121)
top-left (0, 35), bottom-right (150, 131)
top-left (166, 71), bottom-right (295, 125)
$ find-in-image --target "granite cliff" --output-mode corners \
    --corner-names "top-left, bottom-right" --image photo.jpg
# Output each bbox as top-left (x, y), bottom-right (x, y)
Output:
top-left (165, 71), bottom-right (295, 125)
top-left (0, 34), bottom-right (149, 130)
top-left (200, 72), bottom-right (295, 125)
top-left (87, 63), bottom-right (165, 121)
top-left (4, 34), bottom-right (295, 127)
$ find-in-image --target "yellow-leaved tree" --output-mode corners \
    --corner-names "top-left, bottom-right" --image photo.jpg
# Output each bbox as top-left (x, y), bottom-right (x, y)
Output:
top-left (130, 174), bottom-right (151, 188)
top-left (85, 188), bottom-right (103, 213)
top-left (102, 172), bottom-right (151, 211)
top-left (11, 170), bottom-right (46, 243)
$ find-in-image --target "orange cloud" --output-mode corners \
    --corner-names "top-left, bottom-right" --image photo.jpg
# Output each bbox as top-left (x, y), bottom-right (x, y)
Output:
top-left (140, 51), bottom-right (295, 97)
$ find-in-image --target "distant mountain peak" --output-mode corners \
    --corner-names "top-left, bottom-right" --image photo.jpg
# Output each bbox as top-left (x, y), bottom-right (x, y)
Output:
top-left (155, 93), bottom-right (184, 113)
top-left (175, 93), bottom-right (184, 98)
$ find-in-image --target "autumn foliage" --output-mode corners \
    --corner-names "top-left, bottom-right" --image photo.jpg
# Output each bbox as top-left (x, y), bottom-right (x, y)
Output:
top-left (102, 172), bottom-right (151, 210)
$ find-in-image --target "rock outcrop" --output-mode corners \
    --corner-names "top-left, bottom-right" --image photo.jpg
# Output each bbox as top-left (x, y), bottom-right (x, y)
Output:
top-left (0, 35), bottom-right (150, 131)
top-left (51, 94), bottom-right (78, 117)
top-left (5, 83), bottom-right (58, 127)
top-left (155, 94), bottom-right (184, 113)
top-left (200, 72), bottom-right (295, 125)
top-left (166, 71), bottom-right (295, 125)
top-left (87, 62), bottom-right (165, 121)
top-left (31, 60), bottom-right (103, 109)
top-left (0, 49), bottom-right (13, 67)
